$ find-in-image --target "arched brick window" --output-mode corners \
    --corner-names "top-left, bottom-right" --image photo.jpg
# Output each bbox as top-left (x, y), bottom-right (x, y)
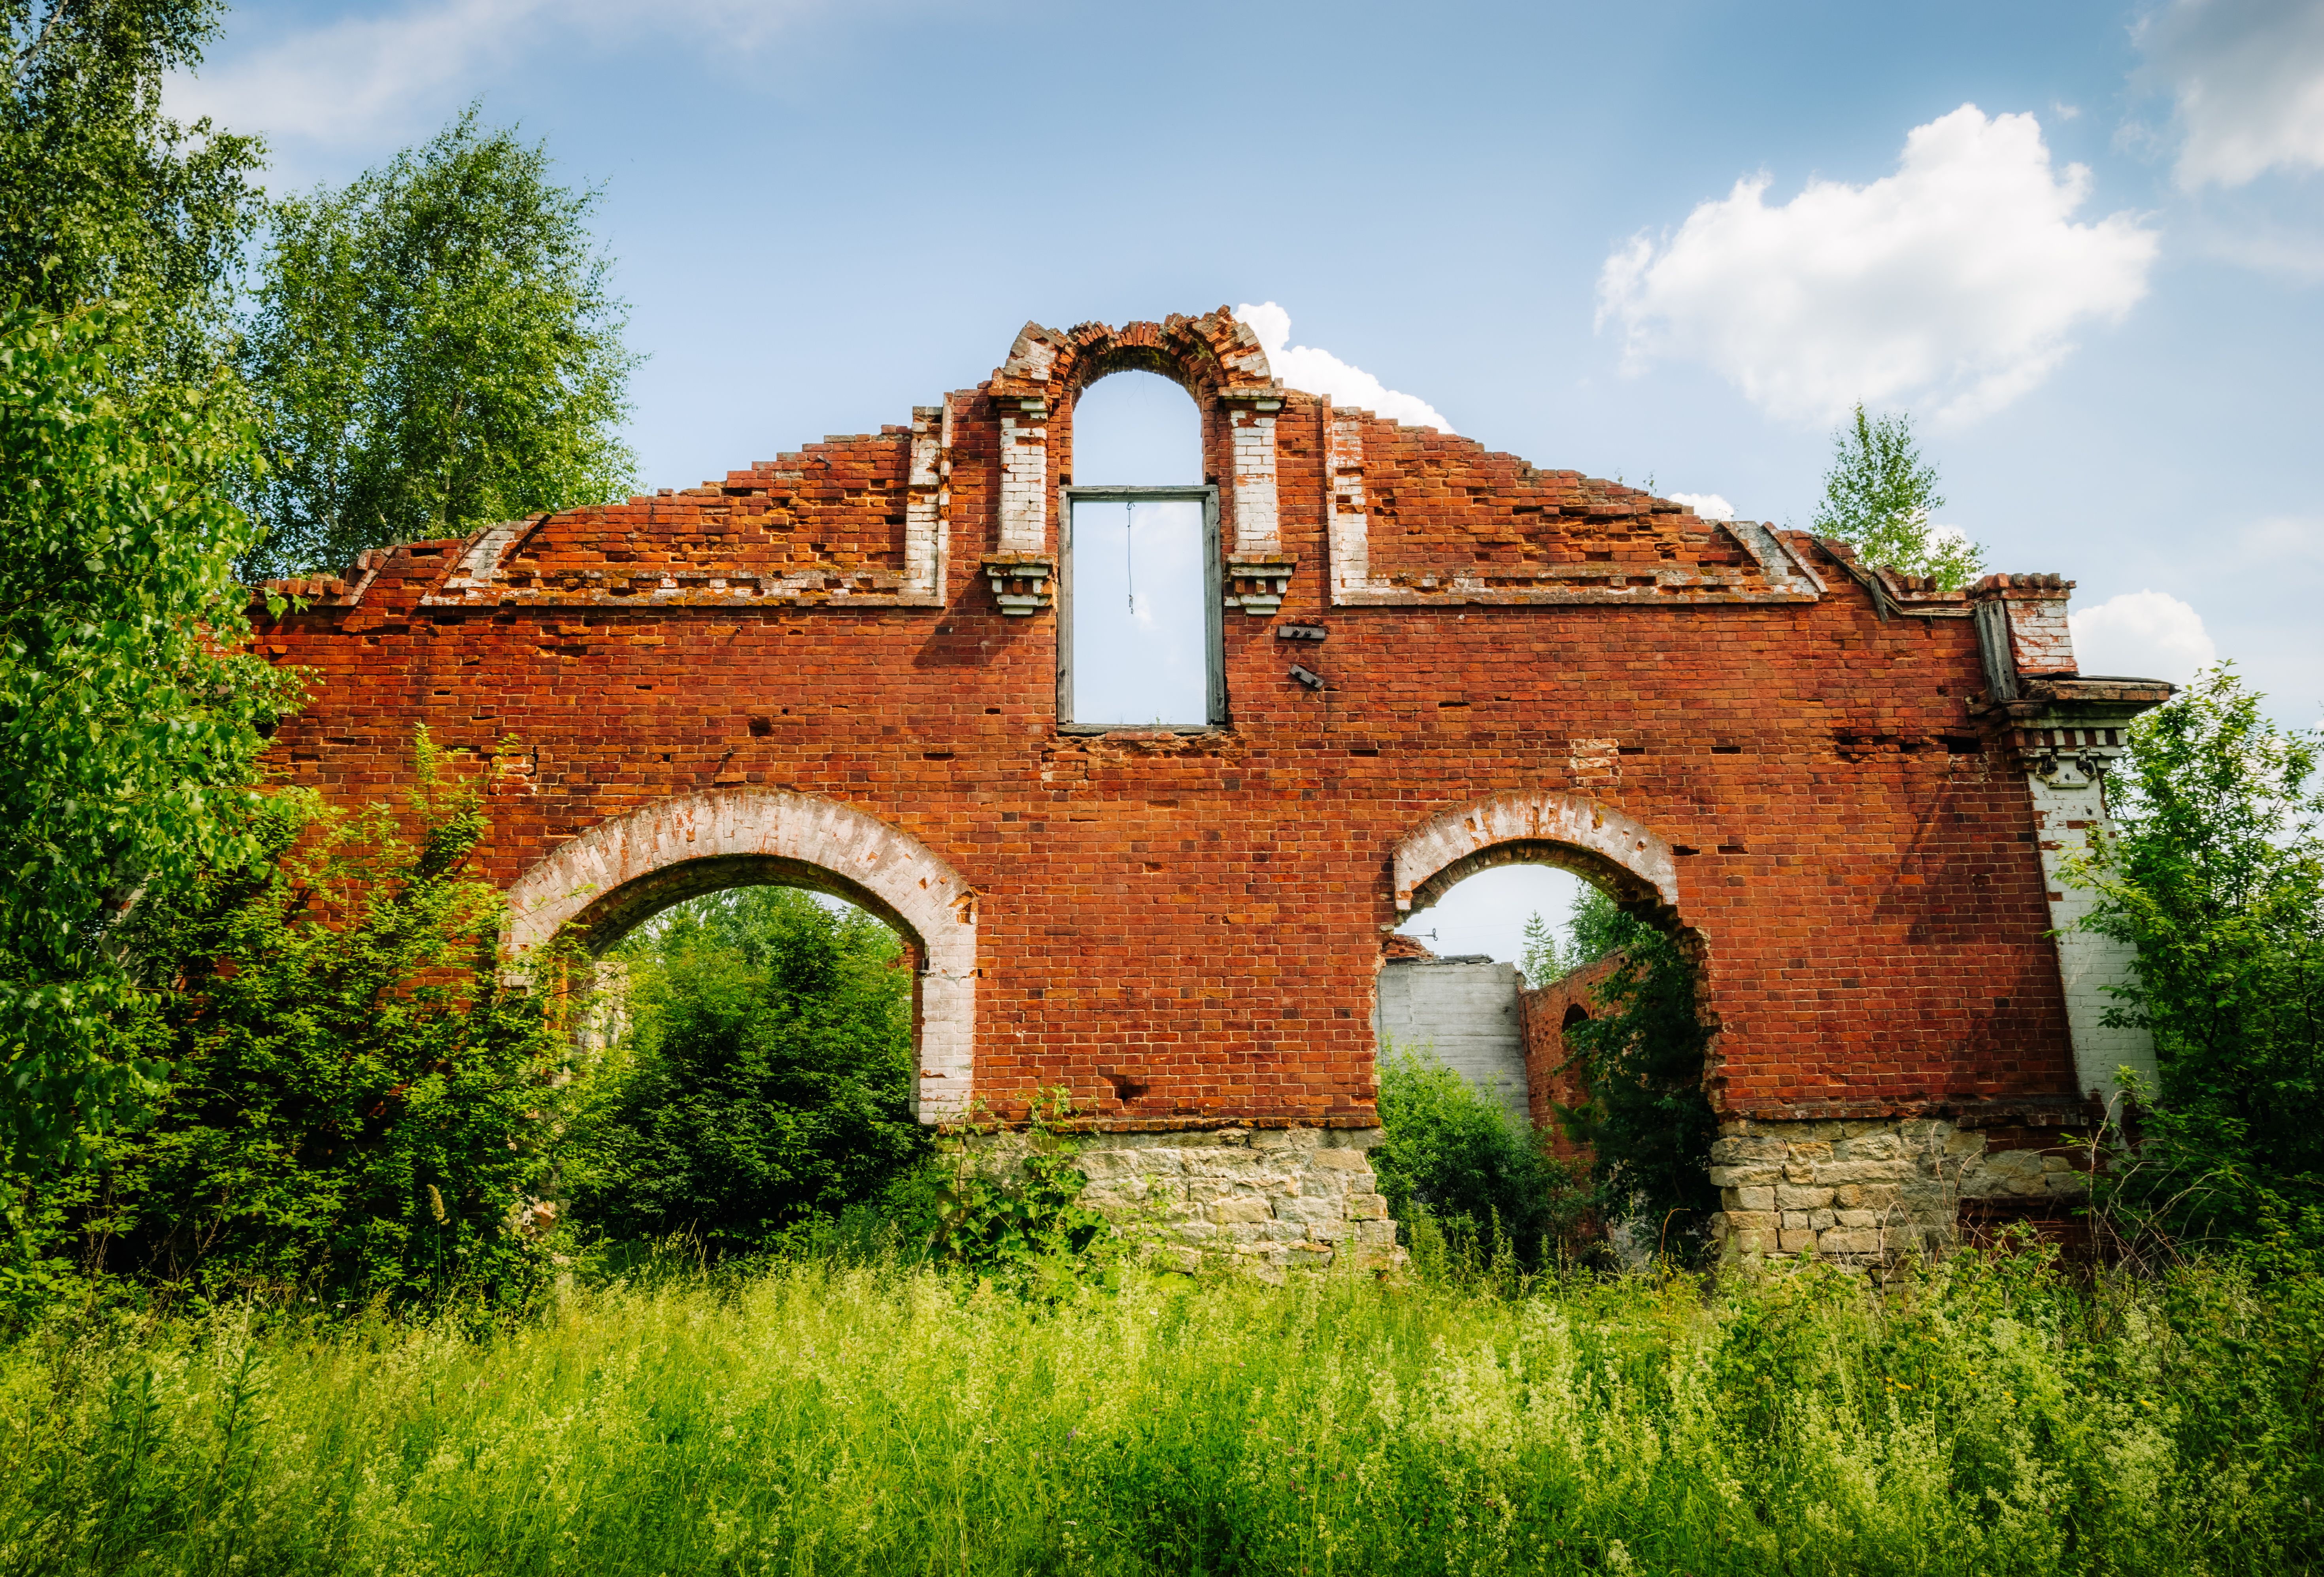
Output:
top-left (1061, 371), bottom-right (1220, 729)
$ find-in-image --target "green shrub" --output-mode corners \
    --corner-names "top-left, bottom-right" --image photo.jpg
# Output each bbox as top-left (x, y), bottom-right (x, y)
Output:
top-left (1557, 924), bottom-right (1721, 1256)
top-left (9, 736), bottom-right (566, 1314)
top-left (562, 887), bottom-right (928, 1253)
top-left (1373, 1043), bottom-right (1578, 1270)
top-left (2070, 664), bottom-right (2324, 1258)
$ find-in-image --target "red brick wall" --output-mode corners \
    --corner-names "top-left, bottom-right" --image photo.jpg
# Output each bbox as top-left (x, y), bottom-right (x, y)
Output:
top-left (1518, 953), bottom-right (1626, 1156)
top-left (252, 315), bottom-right (2086, 1133)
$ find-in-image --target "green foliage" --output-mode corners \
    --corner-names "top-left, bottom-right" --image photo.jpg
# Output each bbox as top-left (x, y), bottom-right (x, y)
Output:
top-left (907, 1092), bottom-right (1122, 1295)
top-left (30, 737), bottom-right (567, 1309)
top-left (1521, 885), bottom-right (1633, 986)
top-left (563, 887), bottom-right (927, 1253)
top-left (1518, 909), bottom-right (1559, 986)
top-left (1561, 927), bottom-right (1722, 1252)
top-left (5, 1251), bottom-right (2322, 1573)
top-left (0, 0), bottom-right (266, 384)
top-left (1374, 1044), bottom-right (1578, 1270)
top-left (0, 305), bottom-right (303, 1174)
top-left (1813, 403), bottom-right (1984, 590)
top-left (2070, 664), bottom-right (2324, 1251)
top-left (240, 106), bottom-right (640, 577)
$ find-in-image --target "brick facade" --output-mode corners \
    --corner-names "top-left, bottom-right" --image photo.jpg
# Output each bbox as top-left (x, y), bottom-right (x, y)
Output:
top-left (251, 309), bottom-right (2170, 1259)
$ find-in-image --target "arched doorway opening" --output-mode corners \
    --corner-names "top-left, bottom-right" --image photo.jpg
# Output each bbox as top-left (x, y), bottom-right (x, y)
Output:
top-left (500, 790), bottom-right (979, 1254)
top-left (1381, 792), bottom-right (1720, 1260)
top-left (502, 789), bottom-right (978, 1123)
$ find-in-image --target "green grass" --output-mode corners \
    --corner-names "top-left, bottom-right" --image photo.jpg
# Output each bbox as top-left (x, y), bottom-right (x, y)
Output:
top-left (3, 1246), bottom-right (2320, 1575)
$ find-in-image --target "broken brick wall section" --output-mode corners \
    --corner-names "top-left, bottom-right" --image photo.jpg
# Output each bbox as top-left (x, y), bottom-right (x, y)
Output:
top-left (1517, 953), bottom-right (1625, 1159)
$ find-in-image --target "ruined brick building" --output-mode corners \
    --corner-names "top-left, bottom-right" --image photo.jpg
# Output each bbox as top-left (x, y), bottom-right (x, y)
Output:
top-left (253, 309), bottom-right (2171, 1266)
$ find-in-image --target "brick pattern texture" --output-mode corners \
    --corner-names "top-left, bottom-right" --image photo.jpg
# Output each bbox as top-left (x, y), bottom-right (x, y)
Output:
top-left (252, 313), bottom-right (2095, 1138)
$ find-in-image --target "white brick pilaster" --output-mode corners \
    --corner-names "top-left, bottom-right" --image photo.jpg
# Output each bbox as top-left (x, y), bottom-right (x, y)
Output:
top-left (903, 402), bottom-right (951, 603)
top-left (2024, 764), bottom-right (2159, 1113)
top-left (997, 397), bottom-right (1048, 555)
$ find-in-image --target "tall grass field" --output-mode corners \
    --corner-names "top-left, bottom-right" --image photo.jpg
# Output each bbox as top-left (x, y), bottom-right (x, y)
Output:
top-left (3, 1245), bottom-right (2319, 1575)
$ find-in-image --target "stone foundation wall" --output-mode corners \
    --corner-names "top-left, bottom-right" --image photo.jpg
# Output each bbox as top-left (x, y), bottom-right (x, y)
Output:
top-left (1711, 1117), bottom-right (2088, 1263)
top-left (976, 1126), bottom-right (1403, 1278)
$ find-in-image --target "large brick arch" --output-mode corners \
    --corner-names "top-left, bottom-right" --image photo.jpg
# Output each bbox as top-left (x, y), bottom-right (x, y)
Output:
top-left (1392, 791), bottom-right (1682, 923)
top-left (502, 790), bottom-right (979, 1122)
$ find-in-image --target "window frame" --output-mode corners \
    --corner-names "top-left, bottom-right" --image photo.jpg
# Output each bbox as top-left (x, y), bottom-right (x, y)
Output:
top-left (1056, 483), bottom-right (1225, 733)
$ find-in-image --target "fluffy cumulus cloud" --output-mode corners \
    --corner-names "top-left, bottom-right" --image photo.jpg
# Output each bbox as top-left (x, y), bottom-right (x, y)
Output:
top-left (1666, 492), bottom-right (1734, 519)
top-left (1597, 106), bottom-right (2159, 428)
top-left (1234, 303), bottom-right (1453, 432)
top-left (2069, 590), bottom-right (2220, 686)
top-left (165, 0), bottom-right (819, 146)
top-left (2140, 0), bottom-right (2324, 189)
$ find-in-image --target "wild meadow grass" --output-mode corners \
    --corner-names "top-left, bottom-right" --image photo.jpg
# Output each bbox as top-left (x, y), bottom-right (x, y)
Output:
top-left (2, 1245), bottom-right (2320, 1575)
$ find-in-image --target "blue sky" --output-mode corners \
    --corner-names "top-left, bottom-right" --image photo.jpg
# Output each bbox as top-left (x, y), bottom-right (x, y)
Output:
top-left (171, 0), bottom-right (2324, 962)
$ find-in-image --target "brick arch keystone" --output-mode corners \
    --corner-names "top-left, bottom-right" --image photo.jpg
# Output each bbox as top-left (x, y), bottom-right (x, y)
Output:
top-left (1391, 791), bottom-right (1682, 922)
top-left (502, 790), bottom-right (979, 1122)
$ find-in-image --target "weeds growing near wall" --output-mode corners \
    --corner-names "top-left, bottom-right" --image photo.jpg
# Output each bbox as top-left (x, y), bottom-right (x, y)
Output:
top-left (3, 1241), bottom-right (2318, 1575)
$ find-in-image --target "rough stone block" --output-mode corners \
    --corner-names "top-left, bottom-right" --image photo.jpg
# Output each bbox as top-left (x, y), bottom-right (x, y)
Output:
top-left (1734, 1186), bottom-right (1776, 1213)
top-left (1709, 1164), bottom-right (1782, 1188)
top-left (1210, 1196), bottom-right (1273, 1224)
top-left (1348, 1192), bottom-right (1390, 1220)
top-left (1819, 1229), bottom-right (1882, 1254)
top-left (1778, 1229), bottom-right (1818, 1252)
top-left (1816, 1160), bottom-right (1907, 1186)
top-left (1775, 1183), bottom-right (1834, 1209)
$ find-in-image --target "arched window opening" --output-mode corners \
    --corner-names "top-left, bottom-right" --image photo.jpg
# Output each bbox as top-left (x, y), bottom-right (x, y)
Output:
top-left (1061, 371), bottom-right (1221, 729)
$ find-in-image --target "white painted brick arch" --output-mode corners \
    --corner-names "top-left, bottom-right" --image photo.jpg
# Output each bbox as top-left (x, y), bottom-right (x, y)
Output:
top-left (1392, 791), bottom-right (1681, 919)
top-left (503, 790), bottom-right (979, 1122)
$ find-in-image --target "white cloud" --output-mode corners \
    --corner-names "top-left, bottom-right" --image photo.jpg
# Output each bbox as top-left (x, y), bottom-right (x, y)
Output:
top-left (2139, 0), bottom-right (2324, 189)
top-left (1597, 105), bottom-right (2159, 428)
top-left (2069, 590), bottom-right (2220, 685)
top-left (1234, 303), bottom-right (1453, 432)
top-left (1667, 492), bottom-right (1734, 519)
top-left (165, 0), bottom-right (818, 148)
